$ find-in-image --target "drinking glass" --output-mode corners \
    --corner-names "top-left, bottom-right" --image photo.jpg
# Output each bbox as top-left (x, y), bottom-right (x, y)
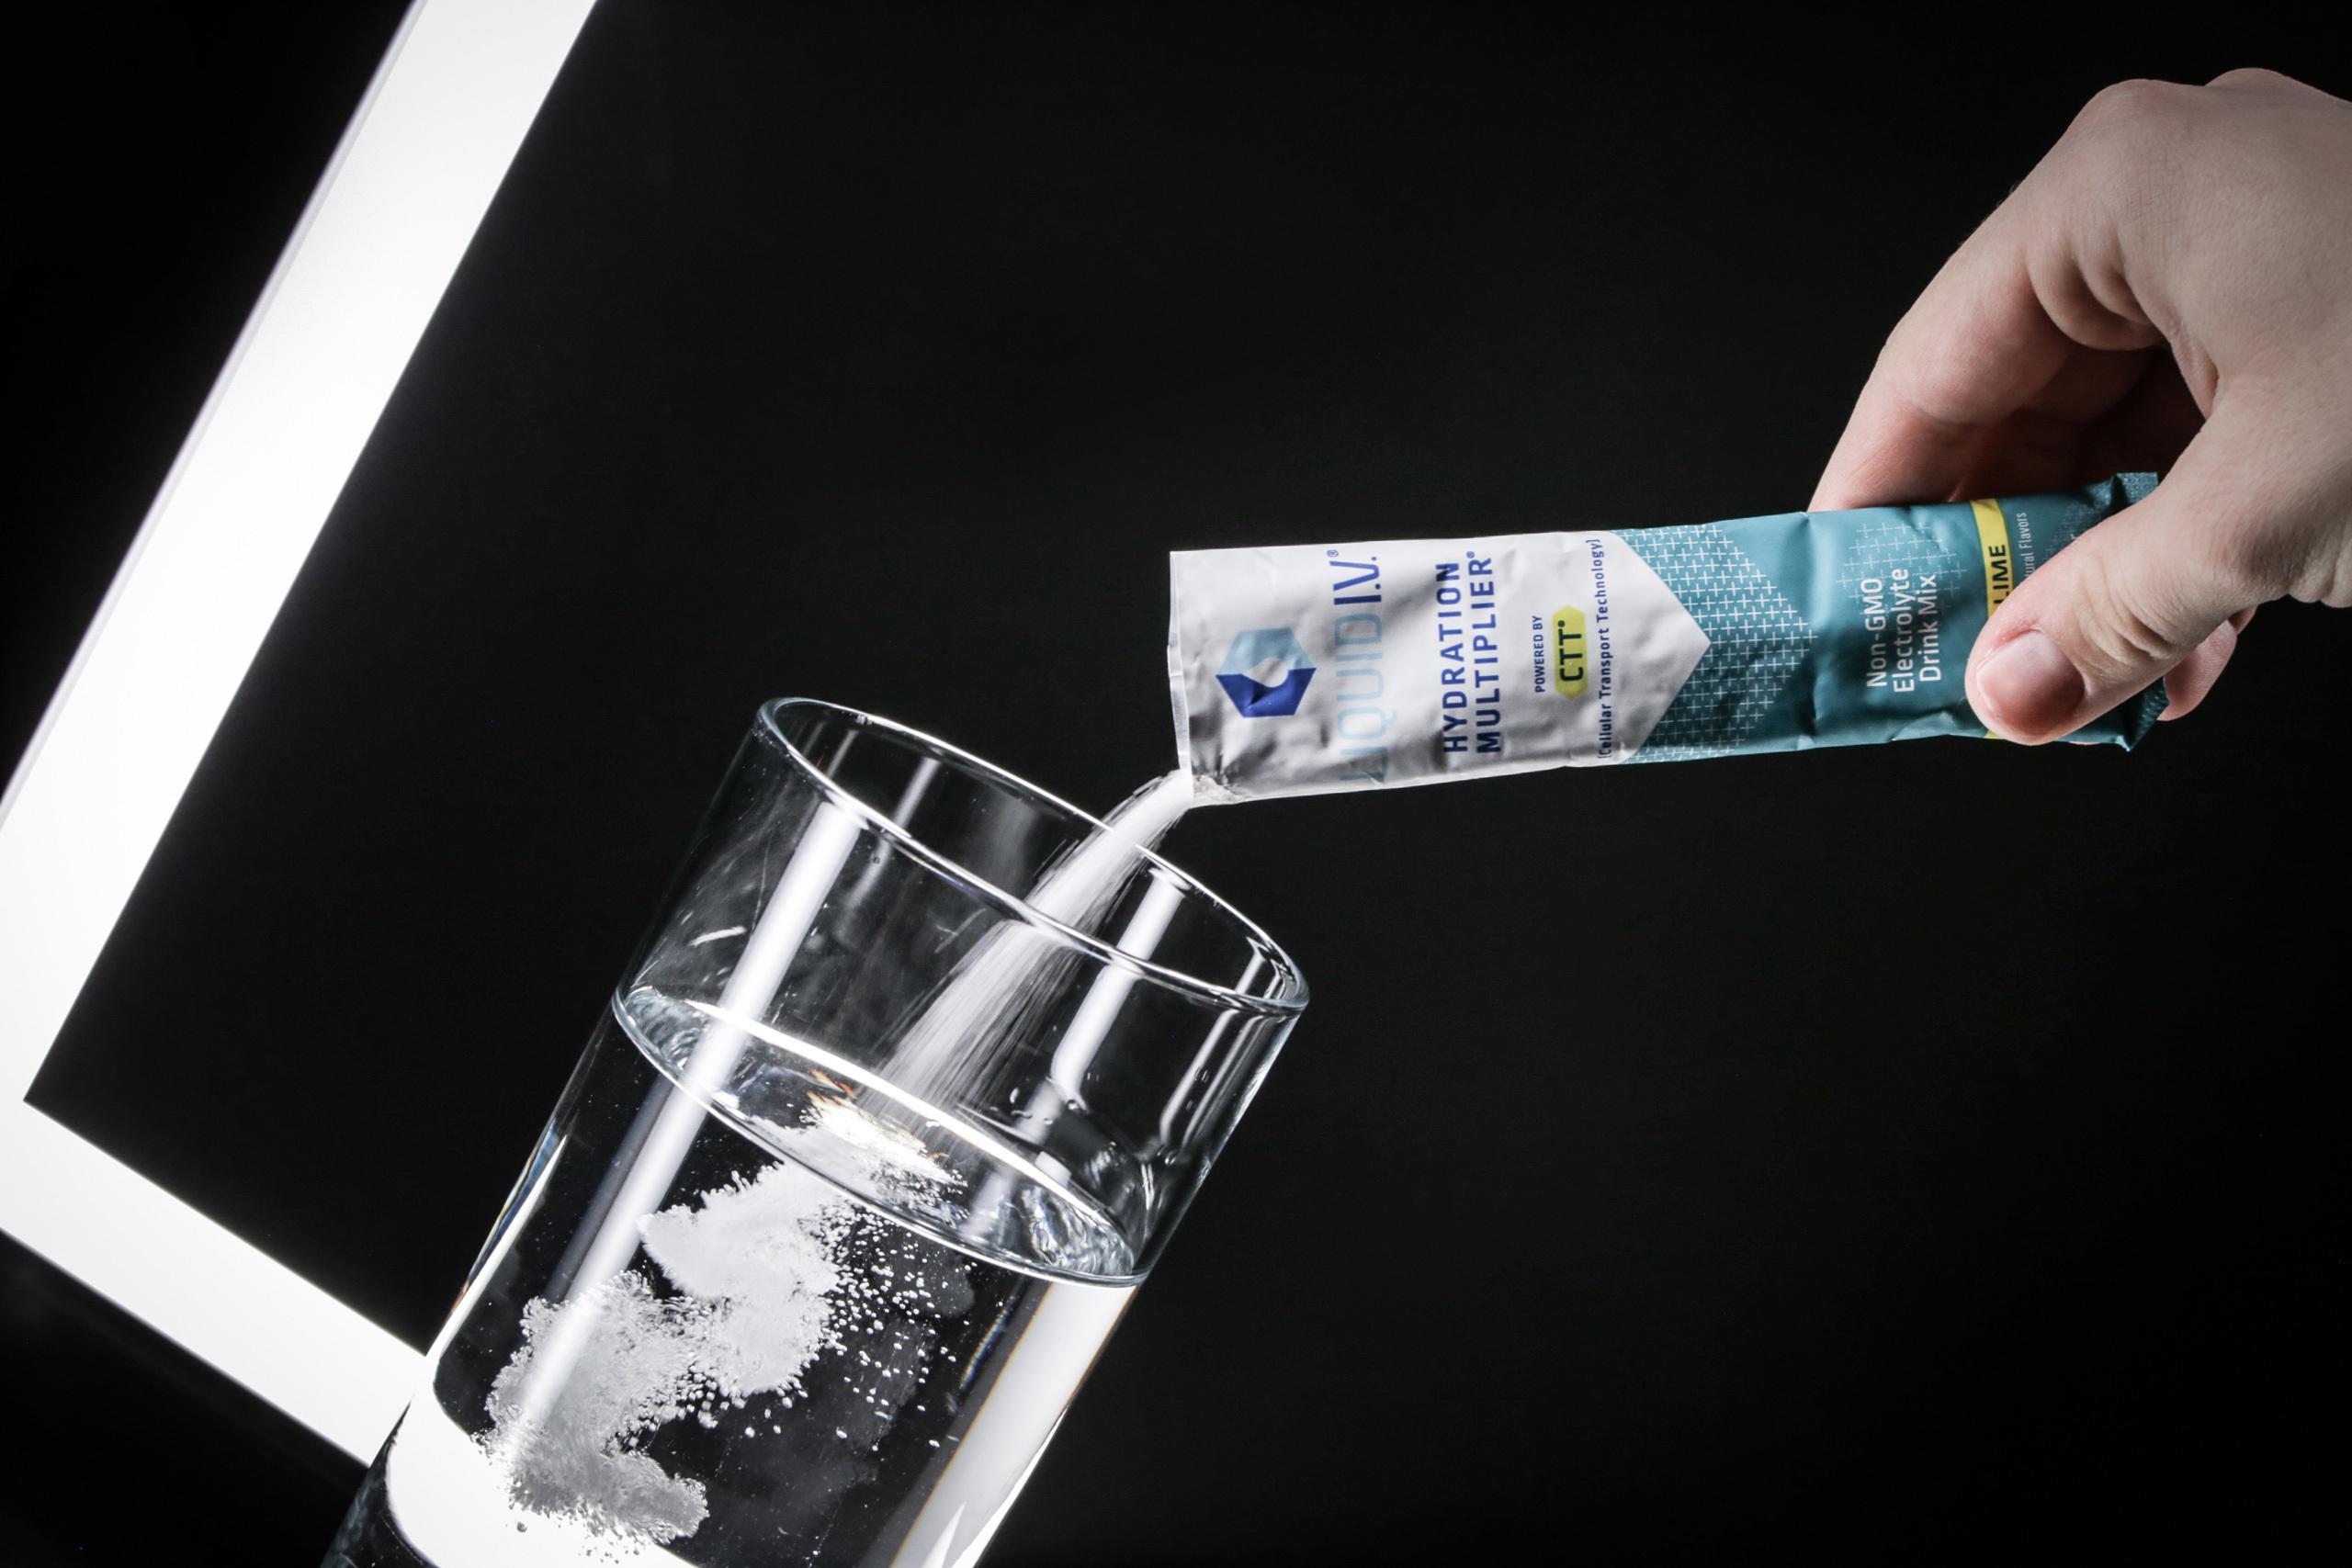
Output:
top-left (324, 699), bottom-right (1305, 1566)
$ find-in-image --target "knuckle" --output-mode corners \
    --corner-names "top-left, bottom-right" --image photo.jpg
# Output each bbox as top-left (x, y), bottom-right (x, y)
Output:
top-left (2205, 65), bottom-right (2290, 92)
top-left (2064, 78), bottom-right (2199, 167)
top-left (2051, 80), bottom-right (2208, 224)
top-left (2064, 547), bottom-right (2196, 670)
top-left (2079, 78), bottom-right (2187, 131)
top-left (1892, 354), bottom-right (1990, 434)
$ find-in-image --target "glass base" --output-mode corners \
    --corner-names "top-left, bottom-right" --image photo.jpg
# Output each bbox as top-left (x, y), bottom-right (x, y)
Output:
top-left (322, 1438), bottom-right (425, 1567)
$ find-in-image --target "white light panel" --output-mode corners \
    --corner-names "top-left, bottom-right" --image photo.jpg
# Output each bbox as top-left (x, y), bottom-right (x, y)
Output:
top-left (0, 0), bottom-right (596, 1461)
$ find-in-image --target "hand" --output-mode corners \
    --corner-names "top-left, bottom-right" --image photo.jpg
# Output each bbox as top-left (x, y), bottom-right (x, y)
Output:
top-left (1811, 69), bottom-right (2352, 743)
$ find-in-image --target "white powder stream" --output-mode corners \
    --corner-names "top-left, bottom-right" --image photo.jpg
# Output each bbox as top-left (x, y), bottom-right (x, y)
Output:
top-left (883, 769), bottom-right (1196, 1104)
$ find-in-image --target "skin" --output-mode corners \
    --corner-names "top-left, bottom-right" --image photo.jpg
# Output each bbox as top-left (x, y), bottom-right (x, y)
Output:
top-left (1812, 68), bottom-right (2352, 742)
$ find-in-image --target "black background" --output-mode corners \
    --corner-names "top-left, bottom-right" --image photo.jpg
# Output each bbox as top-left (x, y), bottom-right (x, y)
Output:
top-left (6, 4), bottom-right (2348, 1562)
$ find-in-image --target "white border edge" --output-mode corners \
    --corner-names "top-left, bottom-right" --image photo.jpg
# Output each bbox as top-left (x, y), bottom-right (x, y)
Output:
top-left (0, 0), bottom-right (595, 1460)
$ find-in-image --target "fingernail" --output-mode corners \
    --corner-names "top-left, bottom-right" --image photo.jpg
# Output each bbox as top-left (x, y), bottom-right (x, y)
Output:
top-left (1972, 631), bottom-right (2084, 738)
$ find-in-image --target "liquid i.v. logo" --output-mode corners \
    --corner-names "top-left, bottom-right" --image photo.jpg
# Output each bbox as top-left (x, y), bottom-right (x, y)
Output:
top-left (1216, 627), bottom-right (1316, 717)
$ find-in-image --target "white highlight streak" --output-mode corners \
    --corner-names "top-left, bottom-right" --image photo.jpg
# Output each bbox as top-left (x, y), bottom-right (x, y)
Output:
top-left (503, 802), bottom-right (866, 1438)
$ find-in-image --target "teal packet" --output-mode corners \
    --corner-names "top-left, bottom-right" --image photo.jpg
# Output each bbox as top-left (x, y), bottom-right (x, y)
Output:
top-left (1169, 474), bottom-right (2162, 801)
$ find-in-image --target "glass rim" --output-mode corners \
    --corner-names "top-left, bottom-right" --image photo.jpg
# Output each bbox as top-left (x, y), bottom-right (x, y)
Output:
top-left (755, 697), bottom-right (1308, 1017)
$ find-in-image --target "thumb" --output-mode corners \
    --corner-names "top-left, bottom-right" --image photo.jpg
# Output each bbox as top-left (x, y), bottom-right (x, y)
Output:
top-left (1965, 426), bottom-right (2275, 743)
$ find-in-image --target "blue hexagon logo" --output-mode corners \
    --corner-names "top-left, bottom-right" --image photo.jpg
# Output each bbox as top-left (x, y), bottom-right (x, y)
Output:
top-left (1216, 627), bottom-right (1316, 717)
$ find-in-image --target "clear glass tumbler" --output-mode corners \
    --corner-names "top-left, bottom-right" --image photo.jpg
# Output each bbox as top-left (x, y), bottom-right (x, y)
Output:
top-left (324, 699), bottom-right (1305, 1567)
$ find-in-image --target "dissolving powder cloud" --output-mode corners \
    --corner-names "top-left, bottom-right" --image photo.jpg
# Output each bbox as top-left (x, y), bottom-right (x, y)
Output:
top-left (479, 1147), bottom-right (955, 1551)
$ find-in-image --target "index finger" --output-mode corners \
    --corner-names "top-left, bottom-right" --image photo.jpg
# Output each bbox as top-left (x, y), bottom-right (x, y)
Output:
top-left (1810, 197), bottom-right (2078, 512)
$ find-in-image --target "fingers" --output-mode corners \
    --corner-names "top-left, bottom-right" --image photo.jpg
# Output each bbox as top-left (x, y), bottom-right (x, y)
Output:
top-left (1811, 79), bottom-right (2206, 514)
top-left (1825, 66), bottom-right (2352, 741)
top-left (2157, 615), bottom-right (2243, 720)
top-left (1811, 210), bottom-right (2079, 511)
top-left (2157, 606), bottom-right (2258, 720)
top-left (1965, 412), bottom-right (2296, 742)
top-left (2077, 353), bottom-right (2205, 479)
top-left (1951, 348), bottom-right (2183, 499)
